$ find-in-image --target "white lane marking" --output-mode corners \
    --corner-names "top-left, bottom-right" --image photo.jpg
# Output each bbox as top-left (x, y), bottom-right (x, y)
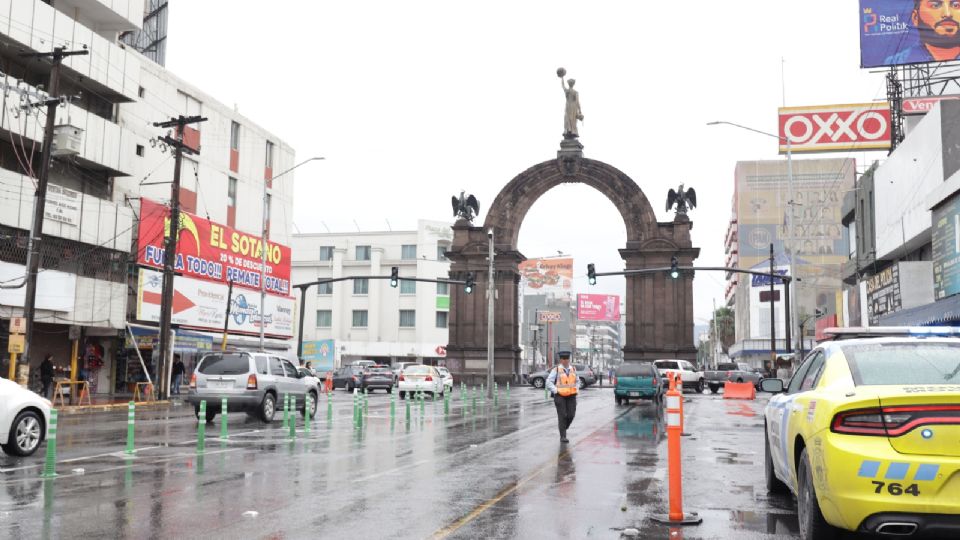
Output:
top-left (352, 459), bottom-right (431, 483)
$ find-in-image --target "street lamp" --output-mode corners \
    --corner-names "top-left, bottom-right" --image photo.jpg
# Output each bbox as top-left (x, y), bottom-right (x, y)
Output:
top-left (486, 228), bottom-right (495, 398)
top-left (260, 156), bottom-right (324, 352)
top-left (707, 120), bottom-right (796, 354)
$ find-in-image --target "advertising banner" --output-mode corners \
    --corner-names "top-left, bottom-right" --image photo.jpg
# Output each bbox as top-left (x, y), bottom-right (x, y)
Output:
top-left (751, 270), bottom-right (787, 287)
top-left (860, 1), bottom-right (960, 68)
top-left (778, 104), bottom-right (891, 154)
top-left (136, 268), bottom-right (295, 338)
top-left (301, 339), bottom-right (336, 371)
top-left (519, 258), bottom-right (573, 298)
top-left (537, 311), bottom-right (562, 323)
top-left (137, 198), bottom-right (292, 295)
top-left (932, 194), bottom-right (960, 299)
top-left (45, 184), bottom-right (80, 226)
top-left (902, 95), bottom-right (960, 115)
top-left (866, 264), bottom-right (902, 325)
top-left (576, 294), bottom-right (621, 322)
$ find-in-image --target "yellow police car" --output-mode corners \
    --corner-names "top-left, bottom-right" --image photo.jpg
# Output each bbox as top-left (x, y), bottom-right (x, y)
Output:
top-left (761, 327), bottom-right (960, 540)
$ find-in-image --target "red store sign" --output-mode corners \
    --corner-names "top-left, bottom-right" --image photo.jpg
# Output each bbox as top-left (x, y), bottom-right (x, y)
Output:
top-left (778, 103), bottom-right (891, 154)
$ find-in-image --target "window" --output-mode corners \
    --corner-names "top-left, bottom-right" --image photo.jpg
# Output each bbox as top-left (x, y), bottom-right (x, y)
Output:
top-left (230, 121), bottom-right (241, 150)
top-left (270, 357), bottom-right (285, 376)
top-left (356, 245), bottom-right (371, 261)
top-left (437, 245), bottom-right (448, 261)
top-left (400, 279), bottom-right (416, 294)
top-left (353, 278), bottom-right (369, 295)
top-left (316, 310), bottom-right (332, 327)
top-left (197, 354), bottom-right (248, 375)
top-left (255, 356), bottom-right (268, 375)
top-left (401, 244), bottom-right (417, 259)
top-left (437, 281), bottom-right (449, 295)
top-left (399, 310), bottom-right (416, 327)
top-left (786, 353), bottom-right (817, 394)
top-left (845, 342), bottom-right (960, 385)
top-left (436, 311), bottom-right (448, 328)
top-left (319, 246), bottom-right (334, 261)
top-left (352, 310), bottom-right (368, 327)
top-left (135, 144), bottom-right (144, 157)
top-left (265, 141), bottom-right (275, 169)
top-left (799, 352), bottom-right (826, 392)
top-left (228, 177), bottom-right (237, 207)
top-left (282, 360), bottom-right (298, 378)
top-left (317, 282), bottom-right (333, 295)
top-left (847, 223), bottom-right (857, 258)
top-left (138, 86), bottom-right (145, 98)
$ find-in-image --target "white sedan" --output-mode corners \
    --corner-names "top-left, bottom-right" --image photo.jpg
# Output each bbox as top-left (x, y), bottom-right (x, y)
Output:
top-left (437, 366), bottom-right (454, 394)
top-left (1, 377), bottom-right (51, 456)
top-left (398, 365), bottom-right (444, 399)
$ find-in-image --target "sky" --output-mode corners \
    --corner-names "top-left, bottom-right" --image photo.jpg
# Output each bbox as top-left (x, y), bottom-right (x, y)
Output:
top-left (166, 1), bottom-right (888, 328)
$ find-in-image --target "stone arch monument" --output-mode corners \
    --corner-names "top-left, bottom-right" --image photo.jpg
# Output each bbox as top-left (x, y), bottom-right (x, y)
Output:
top-left (445, 150), bottom-right (700, 383)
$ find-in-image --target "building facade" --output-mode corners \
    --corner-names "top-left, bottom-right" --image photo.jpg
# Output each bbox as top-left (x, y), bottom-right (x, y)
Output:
top-left (291, 221), bottom-right (453, 371)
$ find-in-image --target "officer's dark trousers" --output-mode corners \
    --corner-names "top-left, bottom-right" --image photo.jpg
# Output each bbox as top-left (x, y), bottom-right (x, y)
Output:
top-left (553, 394), bottom-right (577, 437)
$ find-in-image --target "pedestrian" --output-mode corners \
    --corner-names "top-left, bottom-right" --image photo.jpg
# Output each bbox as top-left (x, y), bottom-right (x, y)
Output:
top-left (546, 351), bottom-right (578, 443)
top-left (171, 354), bottom-right (185, 395)
top-left (40, 354), bottom-right (54, 399)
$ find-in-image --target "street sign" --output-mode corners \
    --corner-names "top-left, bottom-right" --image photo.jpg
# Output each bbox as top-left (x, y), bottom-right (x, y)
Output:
top-left (68, 325), bottom-right (81, 340)
top-left (8, 334), bottom-right (24, 353)
top-left (9, 317), bottom-right (25, 334)
top-left (538, 311), bottom-right (562, 323)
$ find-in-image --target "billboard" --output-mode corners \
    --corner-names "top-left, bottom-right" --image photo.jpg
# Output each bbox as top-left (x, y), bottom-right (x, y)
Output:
top-left (866, 264), bottom-right (902, 325)
top-left (519, 257), bottom-right (573, 298)
top-left (577, 294), bottom-right (621, 322)
top-left (860, 1), bottom-right (960, 68)
top-left (136, 268), bottom-right (295, 337)
top-left (301, 339), bottom-right (336, 371)
top-left (778, 104), bottom-right (891, 154)
top-left (903, 95), bottom-right (960, 115)
top-left (932, 194), bottom-right (960, 299)
top-left (137, 198), bottom-right (292, 295)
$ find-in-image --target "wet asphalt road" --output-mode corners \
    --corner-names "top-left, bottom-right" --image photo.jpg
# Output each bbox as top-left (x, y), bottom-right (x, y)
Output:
top-left (0, 386), bottom-right (878, 539)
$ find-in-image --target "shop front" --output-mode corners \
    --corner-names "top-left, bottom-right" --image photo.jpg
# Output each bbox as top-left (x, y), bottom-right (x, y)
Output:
top-left (122, 326), bottom-right (214, 394)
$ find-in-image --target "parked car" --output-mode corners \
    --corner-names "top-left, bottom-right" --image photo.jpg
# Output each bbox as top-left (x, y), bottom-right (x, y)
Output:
top-left (187, 351), bottom-right (318, 423)
top-left (704, 362), bottom-right (764, 393)
top-left (436, 366), bottom-right (454, 393)
top-left (0, 377), bottom-right (50, 457)
top-left (614, 362), bottom-right (662, 405)
top-left (351, 360), bottom-right (377, 369)
top-left (527, 363), bottom-right (595, 390)
top-left (297, 366), bottom-right (324, 395)
top-left (652, 359), bottom-right (704, 393)
top-left (331, 366), bottom-right (366, 392)
top-left (360, 367), bottom-right (394, 393)
top-left (397, 365), bottom-right (444, 398)
top-left (393, 361), bottom-right (419, 383)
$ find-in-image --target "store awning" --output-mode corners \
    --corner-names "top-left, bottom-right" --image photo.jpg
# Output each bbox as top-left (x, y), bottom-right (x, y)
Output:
top-left (878, 294), bottom-right (960, 327)
top-left (127, 326), bottom-right (214, 352)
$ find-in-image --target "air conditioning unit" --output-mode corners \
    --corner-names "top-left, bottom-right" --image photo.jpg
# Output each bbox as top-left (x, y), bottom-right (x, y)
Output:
top-left (52, 125), bottom-right (83, 156)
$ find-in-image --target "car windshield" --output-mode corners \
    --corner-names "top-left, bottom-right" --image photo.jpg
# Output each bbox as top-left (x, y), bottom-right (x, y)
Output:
top-left (844, 342), bottom-right (960, 385)
top-left (617, 363), bottom-right (655, 377)
top-left (717, 363), bottom-right (739, 371)
top-left (655, 361), bottom-right (679, 370)
top-left (437, 368), bottom-right (449, 375)
top-left (405, 365), bottom-right (431, 374)
top-left (198, 354), bottom-right (248, 375)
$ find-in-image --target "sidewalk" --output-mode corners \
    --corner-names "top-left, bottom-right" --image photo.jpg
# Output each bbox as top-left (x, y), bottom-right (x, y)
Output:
top-left (55, 395), bottom-right (175, 415)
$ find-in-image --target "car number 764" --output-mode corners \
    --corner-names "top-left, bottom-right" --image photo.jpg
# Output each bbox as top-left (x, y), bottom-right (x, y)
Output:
top-left (871, 481), bottom-right (920, 496)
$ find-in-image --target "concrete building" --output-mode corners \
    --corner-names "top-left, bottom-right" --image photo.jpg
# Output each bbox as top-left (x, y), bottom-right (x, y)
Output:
top-left (725, 158), bottom-right (851, 368)
top-left (0, 0), bottom-right (295, 395)
top-left (520, 294), bottom-right (575, 373)
top-left (291, 221), bottom-right (453, 371)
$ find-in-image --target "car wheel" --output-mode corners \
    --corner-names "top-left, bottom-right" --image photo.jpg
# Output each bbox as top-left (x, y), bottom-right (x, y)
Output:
top-left (764, 429), bottom-right (789, 494)
top-left (205, 407), bottom-right (218, 423)
top-left (736, 378), bottom-right (744, 384)
top-left (532, 377), bottom-right (545, 389)
top-left (578, 378), bottom-right (586, 390)
top-left (2, 410), bottom-right (44, 457)
top-left (709, 385), bottom-right (720, 394)
top-left (260, 393), bottom-right (276, 423)
top-left (797, 447), bottom-right (839, 540)
top-left (345, 382), bottom-right (353, 393)
top-left (194, 405), bottom-right (202, 419)
top-left (387, 387), bottom-right (393, 394)
top-left (400, 391), bottom-right (406, 399)
top-left (615, 396), bottom-right (622, 405)
top-left (696, 379), bottom-right (705, 393)
top-left (303, 392), bottom-right (318, 418)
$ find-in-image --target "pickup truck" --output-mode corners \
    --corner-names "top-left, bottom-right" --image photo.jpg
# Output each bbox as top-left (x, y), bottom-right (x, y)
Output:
top-left (652, 359), bottom-right (704, 393)
top-left (703, 362), bottom-right (763, 393)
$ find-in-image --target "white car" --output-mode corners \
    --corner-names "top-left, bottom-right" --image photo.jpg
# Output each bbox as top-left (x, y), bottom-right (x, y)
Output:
top-left (653, 359), bottom-right (704, 393)
top-left (1, 377), bottom-right (51, 456)
top-left (437, 366), bottom-right (454, 393)
top-left (398, 365), bottom-right (444, 399)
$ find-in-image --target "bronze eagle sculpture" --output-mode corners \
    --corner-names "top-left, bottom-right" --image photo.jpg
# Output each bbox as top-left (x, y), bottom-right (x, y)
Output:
top-left (452, 191), bottom-right (480, 222)
top-left (666, 184), bottom-right (697, 215)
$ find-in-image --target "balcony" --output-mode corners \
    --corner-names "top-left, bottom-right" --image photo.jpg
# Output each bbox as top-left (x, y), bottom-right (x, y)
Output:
top-left (47, 0), bottom-right (144, 33)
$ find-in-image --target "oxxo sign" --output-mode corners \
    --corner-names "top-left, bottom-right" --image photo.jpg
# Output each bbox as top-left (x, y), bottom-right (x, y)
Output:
top-left (778, 103), bottom-right (891, 154)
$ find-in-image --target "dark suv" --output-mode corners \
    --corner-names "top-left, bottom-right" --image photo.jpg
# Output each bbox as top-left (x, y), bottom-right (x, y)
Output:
top-left (331, 365), bottom-right (366, 392)
top-left (360, 367), bottom-right (394, 393)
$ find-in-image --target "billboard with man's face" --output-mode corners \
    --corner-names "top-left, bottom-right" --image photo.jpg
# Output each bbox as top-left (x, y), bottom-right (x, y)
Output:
top-left (860, 1), bottom-right (960, 68)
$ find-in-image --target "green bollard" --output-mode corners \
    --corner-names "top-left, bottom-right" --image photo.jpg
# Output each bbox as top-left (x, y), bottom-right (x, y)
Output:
top-left (220, 397), bottom-right (228, 440)
top-left (327, 393), bottom-right (333, 422)
top-left (507, 381), bottom-right (510, 400)
top-left (197, 400), bottom-right (207, 454)
top-left (363, 388), bottom-right (369, 416)
top-left (472, 389), bottom-right (477, 415)
top-left (304, 395), bottom-right (311, 434)
top-left (289, 397), bottom-right (297, 439)
top-left (444, 392), bottom-right (450, 415)
top-left (390, 392), bottom-right (396, 421)
top-left (420, 392), bottom-right (426, 416)
top-left (125, 401), bottom-right (136, 455)
top-left (494, 383), bottom-right (499, 407)
top-left (41, 409), bottom-right (58, 478)
top-left (282, 393), bottom-right (290, 430)
top-left (405, 395), bottom-right (411, 423)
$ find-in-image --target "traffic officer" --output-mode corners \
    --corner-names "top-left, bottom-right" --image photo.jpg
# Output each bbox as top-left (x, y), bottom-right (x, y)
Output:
top-left (546, 351), bottom-right (578, 443)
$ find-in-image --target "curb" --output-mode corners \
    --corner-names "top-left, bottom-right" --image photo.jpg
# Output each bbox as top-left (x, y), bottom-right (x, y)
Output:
top-left (58, 400), bottom-right (172, 415)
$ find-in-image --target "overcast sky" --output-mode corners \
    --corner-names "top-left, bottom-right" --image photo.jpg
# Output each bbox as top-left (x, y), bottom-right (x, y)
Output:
top-left (167, 1), bottom-right (886, 326)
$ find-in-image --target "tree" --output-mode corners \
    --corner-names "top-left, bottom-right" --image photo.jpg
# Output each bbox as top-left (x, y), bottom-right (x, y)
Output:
top-left (709, 307), bottom-right (735, 354)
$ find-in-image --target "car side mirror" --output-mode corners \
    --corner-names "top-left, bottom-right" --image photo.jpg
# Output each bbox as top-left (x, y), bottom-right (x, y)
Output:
top-left (760, 378), bottom-right (785, 393)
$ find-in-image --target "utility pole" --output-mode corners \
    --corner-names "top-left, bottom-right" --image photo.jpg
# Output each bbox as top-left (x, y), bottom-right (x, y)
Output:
top-left (486, 228), bottom-right (495, 398)
top-left (19, 46), bottom-right (88, 374)
top-left (769, 243), bottom-right (776, 370)
top-left (712, 298), bottom-right (718, 370)
top-left (152, 115), bottom-right (207, 400)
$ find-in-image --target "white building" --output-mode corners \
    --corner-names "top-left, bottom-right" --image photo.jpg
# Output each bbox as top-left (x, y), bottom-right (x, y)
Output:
top-left (0, 0), bottom-right (295, 394)
top-left (292, 221), bottom-right (453, 371)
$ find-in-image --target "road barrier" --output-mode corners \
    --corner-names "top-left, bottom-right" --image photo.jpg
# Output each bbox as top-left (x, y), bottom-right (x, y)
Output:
top-left (220, 398), bottom-right (228, 440)
top-left (405, 395), bottom-right (411, 423)
top-left (506, 382), bottom-right (510, 400)
top-left (289, 398), bottom-right (297, 439)
top-left (304, 395), bottom-right (311, 434)
top-left (651, 374), bottom-right (701, 526)
top-left (283, 394), bottom-right (290, 430)
top-left (722, 381), bottom-right (756, 400)
top-left (390, 392), bottom-right (396, 421)
top-left (197, 400), bottom-right (207, 454)
top-left (125, 402), bottom-right (135, 455)
top-left (41, 409), bottom-right (58, 478)
top-left (327, 393), bottom-right (333, 422)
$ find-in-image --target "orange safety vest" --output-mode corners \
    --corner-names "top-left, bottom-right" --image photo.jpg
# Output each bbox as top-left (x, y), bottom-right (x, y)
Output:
top-left (556, 366), bottom-right (578, 397)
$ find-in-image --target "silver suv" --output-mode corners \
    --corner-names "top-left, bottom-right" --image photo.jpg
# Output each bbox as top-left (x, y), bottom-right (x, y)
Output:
top-left (187, 351), bottom-right (318, 423)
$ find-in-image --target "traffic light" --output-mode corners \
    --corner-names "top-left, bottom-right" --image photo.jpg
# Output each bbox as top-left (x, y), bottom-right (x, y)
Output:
top-left (587, 263), bottom-right (596, 286)
top-left (390, 266), bottom-right (399, 288)
top-left (669, 256), bottom-right (680, 279)
top-left (464, 272), bottom-right (475, 294)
